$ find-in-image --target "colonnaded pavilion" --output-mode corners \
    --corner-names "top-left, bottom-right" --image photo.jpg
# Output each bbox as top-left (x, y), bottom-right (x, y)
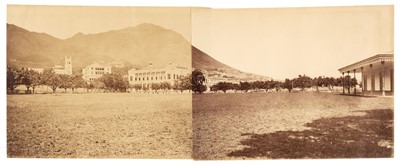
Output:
top-left (338, 54), bottom-right (394, 96)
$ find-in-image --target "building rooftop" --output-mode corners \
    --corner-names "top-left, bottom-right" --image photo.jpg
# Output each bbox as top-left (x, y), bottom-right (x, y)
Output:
top-left (338, 54), bottom-right (394, 73)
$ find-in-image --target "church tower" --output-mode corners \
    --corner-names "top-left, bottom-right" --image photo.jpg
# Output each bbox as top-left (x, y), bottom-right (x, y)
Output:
top-left (64, 56), bottom-right (72, 75)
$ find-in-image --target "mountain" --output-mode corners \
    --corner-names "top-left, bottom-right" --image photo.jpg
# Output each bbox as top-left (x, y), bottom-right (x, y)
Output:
top-left (192, 45), bottom-right (270, 83)
top-left (7, 23), bottom-right (269, 82)
top-left (192, 46), bottom-right (232, 70)
top-left (7, 24), bottom-right (63, 68)
top-left (7, 23), bottom-right (191, 71)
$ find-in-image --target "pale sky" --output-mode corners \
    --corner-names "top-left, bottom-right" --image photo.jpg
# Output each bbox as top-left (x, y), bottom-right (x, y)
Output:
top-left (192, 6), bottom-right (394, 80)
top-left (7, 5), bottom-right (394, 80)
top-left (7, 5), bottom-right (192, 41)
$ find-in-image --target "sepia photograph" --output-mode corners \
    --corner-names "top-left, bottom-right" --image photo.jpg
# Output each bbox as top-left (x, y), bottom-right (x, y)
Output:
top-left (7, 5), bottom-right (192, 158)
top-left (4, 2), bottom-right (396, 162)
top-left (191, 6), bottom-right (394, 159)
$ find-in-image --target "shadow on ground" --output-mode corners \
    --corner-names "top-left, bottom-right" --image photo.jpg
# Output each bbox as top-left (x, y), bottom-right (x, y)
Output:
top-left (228, 109), bottom-right (393, 159)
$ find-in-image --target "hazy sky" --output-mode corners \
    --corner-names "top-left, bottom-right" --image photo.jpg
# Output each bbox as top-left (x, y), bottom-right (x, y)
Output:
top-left (192, 6), bottom-right (394, 80)
top-left (7, 5), bottom-right (192, 40)
top-left (7, 5), bottom-right (394, 80)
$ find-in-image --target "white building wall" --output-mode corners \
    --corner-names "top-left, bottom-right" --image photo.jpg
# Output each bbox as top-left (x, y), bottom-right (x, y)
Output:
top-left (365, 74), bottom-right (371, 91)
top-left (383, 69), bottom-right (391, 91)
top-left (363, 66), bottom-right (392, 92)
top-left (374, 72), bottom-right (380, 91)
top-left (128, 64), bottom-right (189, 88)
top-left (82, 63), bottom-right (112, 81)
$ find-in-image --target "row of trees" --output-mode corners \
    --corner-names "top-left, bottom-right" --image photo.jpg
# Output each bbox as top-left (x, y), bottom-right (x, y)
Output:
top-left (209, 74), bottom-right (359, 93)
top-left (7, 67), bottom-right (87, 93)
top-left (7, 66), bottom-right (196, 94)
top-left (7, 66), bottom-right (358, 94)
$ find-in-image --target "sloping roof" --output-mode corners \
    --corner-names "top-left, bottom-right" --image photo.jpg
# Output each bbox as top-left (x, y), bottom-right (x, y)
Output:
top-left (338, 54), bottom-right (394, 73)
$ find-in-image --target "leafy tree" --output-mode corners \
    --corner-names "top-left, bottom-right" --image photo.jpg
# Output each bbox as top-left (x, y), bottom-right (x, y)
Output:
top-left (216, 82), bottom-right (234, 93)
top-left (262, 81), bottom-right (272, 92)
top-left (350, 77), bottom-right (358, 88)
top-left (336, 77), bottom-right (344, 87)
top-left (98, 73), bottom-right (129, 92)
top-left (239, 81), bottom-right (251, 92)
top-left (59, 74), bottom-right (72, 93)
top-left (93, 79), bottom-right (106, 92)
top-left (70, 74), bottom-right (85, 93)
top-left (151, 83), bottom-right (161, 93)
top-left (293, 74), bottom-right (313, 91)
top-left (42, 68), bottom-right (61, 93)
top-left (143, 84), bottom-right (149, 92)
top-left (273, 81), bottom-right (282, 92)
top-left (7, 67), bottom-right (22, 93)
top-left (269, 80), bottom-right (276, 91)
top-left (232, 83), bottom-right (240, 92)
top-left (20, 69), bottom-right (41, 93)
top-left (192, 69), bottom-right (207, 94)
top-left (173, 74), bottom-right (191, 92)
top-left (342, 75), bottom-right (358, 94)
top-left (283, 78), bottom-right (293, 92)
top-left (160, 82), bottom-right (171, 92)
top-left (210, 84), bottom-right (219, 92)
top-left (252, 81), bottom-right (264, 91)
top-left (324, 77), bottom-right (337, 91)
top-left (18, 68), bottom-right (32, 93)
top-left (180, 74), bottom-right (192, 92)
top-left (29, 70), bottom-right (41, 94)
top-left (313, 76), bottom-right (325, 92)
top-left (131, 84), bottom-right (143, 92)
top-left (86, 82), bottom-right (95, 92)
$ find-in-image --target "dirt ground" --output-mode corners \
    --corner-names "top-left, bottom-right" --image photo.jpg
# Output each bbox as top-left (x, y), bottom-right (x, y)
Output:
top-left (192, 92), bottom-right (394, 160)
top-left (7, 93), bottom-right (192, 158)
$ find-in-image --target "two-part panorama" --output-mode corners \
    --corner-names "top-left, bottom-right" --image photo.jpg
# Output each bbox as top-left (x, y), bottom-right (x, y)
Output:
top-left (6, 5), bottom-right (394, 160)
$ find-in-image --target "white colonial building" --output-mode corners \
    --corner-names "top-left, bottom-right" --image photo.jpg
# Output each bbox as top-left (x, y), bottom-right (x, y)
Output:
top-left (128, 63), bottom-right (190, 89)
top-left (338, 54), bottom-right (394, 96)
top-left (53, 56), bottom-right (72, 75)
top-left (82, 62), bottom-right (112, 81)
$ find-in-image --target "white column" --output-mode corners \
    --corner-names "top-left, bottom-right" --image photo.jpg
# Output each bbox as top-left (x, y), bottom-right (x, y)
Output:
top-left (361, 67), bottom-right (364, 95)
top-left (370, 64), bottom-right (373, 95)
top-left (381, 60), bottom-right (385, 96)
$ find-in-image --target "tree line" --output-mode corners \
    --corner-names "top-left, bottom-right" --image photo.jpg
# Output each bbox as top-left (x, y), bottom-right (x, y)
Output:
top-left (208, 74), bottom-right (359, 93)
top-left (7, 66), bottom-right (195, 94)
top-left (7, 67), bottom-right (359, 94)
top-left (7, 67), bottom-right (91, 93)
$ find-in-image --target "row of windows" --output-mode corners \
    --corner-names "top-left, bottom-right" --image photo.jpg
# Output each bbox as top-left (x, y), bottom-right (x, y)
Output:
top-left (134, 71), bottom-right (166, 76)
top-left (90, 67), bottom-right (109, 71)
top-left (91, 71), bottom-right (105, 75)
top-left (130, 74), bottom-right (182, 81)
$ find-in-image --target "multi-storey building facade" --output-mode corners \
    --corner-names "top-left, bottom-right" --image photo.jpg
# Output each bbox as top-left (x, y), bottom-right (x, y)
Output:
top-left (128, 63), bottom-right (190, 89)
top-left (82, 62), bottom-right (112, 81)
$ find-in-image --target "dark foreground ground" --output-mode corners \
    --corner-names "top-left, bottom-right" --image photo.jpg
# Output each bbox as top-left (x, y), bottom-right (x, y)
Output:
top-left (193, 92), bottom-right (393, 159)
top-left (7, 93), bottom-right (192, 158)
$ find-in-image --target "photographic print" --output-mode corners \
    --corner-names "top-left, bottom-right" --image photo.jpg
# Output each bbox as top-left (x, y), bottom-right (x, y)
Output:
top-left (6, 4), bottom-right (394, 161)
top-left (191, 6), bottom-right (394, 159)
top-left (7, 5), bottom-right (192, 158)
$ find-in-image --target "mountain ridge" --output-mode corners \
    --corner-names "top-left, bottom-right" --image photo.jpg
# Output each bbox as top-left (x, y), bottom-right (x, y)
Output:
top-left (7, 23), bottom-right (270, 82)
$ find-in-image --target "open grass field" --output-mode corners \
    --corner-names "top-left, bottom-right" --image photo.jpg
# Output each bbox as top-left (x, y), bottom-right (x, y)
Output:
top-left (193, 92), bottom-right (394, 159)
top-left (7, 93), bottom-right (192, 158)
